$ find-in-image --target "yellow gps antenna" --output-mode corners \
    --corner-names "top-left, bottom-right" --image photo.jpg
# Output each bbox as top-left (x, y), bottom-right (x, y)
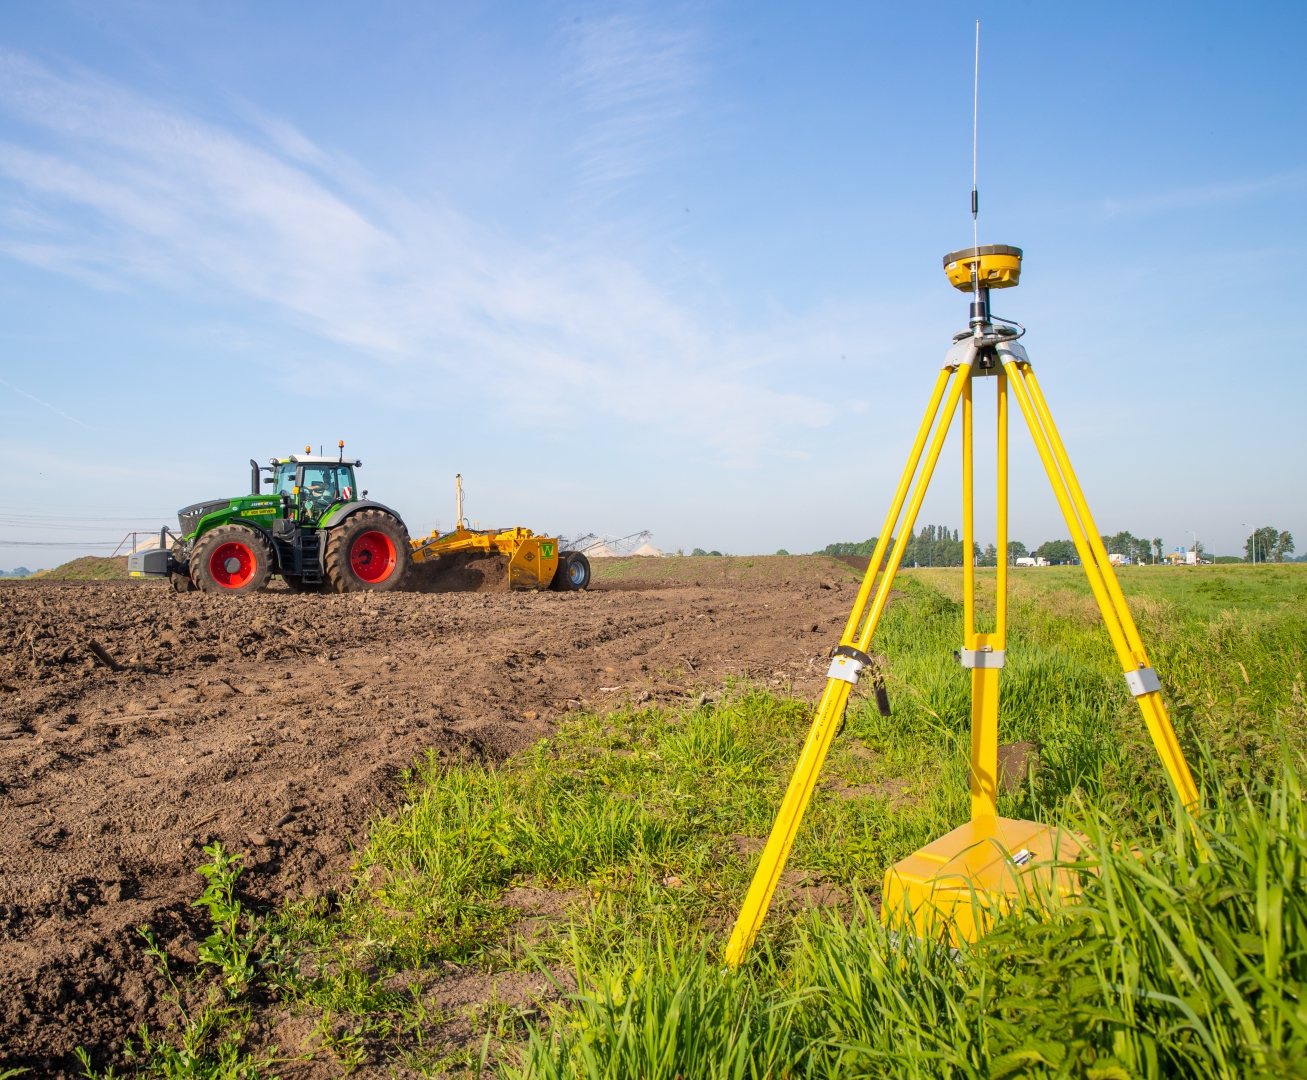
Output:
top-left (723, 29), bottom-right (1198, 966)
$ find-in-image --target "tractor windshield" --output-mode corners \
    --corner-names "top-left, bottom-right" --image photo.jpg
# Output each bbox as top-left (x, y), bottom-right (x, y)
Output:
top-left (300, 465), bottom-right (357, 520)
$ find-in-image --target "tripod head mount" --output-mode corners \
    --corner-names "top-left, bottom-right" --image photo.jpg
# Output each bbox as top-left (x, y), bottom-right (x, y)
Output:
top-left (944, 244), bottom-right (1024, 359)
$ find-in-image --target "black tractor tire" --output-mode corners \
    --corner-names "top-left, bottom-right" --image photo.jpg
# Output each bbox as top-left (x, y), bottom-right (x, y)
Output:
top-left (190, 525), bottom-right (275, 595)
top-left (324, 510), bottom-right (412, 593)
top-left (169, 541), bottom-right (196, 593)
top-left (551, 551), bottom-right (591, 591)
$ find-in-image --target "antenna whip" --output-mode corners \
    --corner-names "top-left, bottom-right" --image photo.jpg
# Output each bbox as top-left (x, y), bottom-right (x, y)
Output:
top-left (971, 20), bottom-right (980, 330)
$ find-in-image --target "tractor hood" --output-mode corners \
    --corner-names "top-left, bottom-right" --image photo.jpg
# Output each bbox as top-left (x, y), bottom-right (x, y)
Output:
top-left (178, 499), bottom-right (230, 538)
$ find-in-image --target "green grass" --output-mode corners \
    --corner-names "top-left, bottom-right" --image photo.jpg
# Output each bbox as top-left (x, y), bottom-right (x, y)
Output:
top-left (83, 566), bottom-right (1307, 1077)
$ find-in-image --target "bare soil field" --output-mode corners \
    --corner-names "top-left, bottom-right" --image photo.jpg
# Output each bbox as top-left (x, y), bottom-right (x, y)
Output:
top-left (0, 555), bottom-right (864, 1074)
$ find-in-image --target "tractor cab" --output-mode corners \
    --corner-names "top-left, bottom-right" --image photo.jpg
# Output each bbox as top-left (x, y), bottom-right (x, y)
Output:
top-left (271, 454), bottom-right (361, 524)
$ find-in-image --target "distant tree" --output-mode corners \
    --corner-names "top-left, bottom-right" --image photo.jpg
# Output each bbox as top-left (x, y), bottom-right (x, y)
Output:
top-left (775, 549), bottom-right (790, 556)
top-left (1007, 541), bottom-right (1028, 564)
top-left (1152, 537), bottom-right (1163, 564)
top-left (821, 538), bottom-right (885, 557)
top-left (691, 547), bottom-right (707, 556)
top-left (675, 548), bottom-right (684, 556)
top-left (1275, 532), bottom-right (1295, 562)
top-left (1244, 527), bottom-right (1286, 563)
top-left (979, 544), bottom-right (998, 567)
top-left (902, 524), bottom-right (976, 567)
top-left (709, 550), bottom-right (723, 557)
top-left (1035, 539), bottom-right (1077, 565)
top-left (1102, 531), bottom-right (1150, 564)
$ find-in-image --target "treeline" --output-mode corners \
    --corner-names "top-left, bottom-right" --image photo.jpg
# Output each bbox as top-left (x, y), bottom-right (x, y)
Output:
top-left (821, 528), bottom-right (1175, 566)
top-left (822, 524), bottom-right (980, 567)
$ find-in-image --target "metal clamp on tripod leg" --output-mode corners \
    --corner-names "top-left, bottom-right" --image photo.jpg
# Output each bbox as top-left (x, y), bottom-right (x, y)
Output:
top-left (827, 645), bottom-right (873, 683)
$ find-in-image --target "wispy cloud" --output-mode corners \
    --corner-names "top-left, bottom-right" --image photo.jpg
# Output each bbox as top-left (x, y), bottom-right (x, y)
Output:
top-left (564, 6), bottom-right (702, 185)
top-left (0, 48), bottom-right (846, 463)
top-left (0, 375), bottom-right (92, 427)
top-left (1102, 167), bottom-right (1307, 218)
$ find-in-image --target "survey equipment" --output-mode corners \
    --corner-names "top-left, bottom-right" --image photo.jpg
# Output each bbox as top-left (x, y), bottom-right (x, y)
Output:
top-left (723, 245), bottom-right (1199, 963)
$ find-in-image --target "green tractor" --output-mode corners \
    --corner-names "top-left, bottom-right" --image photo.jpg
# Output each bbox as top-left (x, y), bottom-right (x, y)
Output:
top-left (132, 445), bottom-right (412, 595)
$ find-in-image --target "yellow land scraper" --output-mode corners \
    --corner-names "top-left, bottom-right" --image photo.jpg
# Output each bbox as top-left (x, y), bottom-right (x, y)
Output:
top-left (409, 474), bottom-right (592, 591)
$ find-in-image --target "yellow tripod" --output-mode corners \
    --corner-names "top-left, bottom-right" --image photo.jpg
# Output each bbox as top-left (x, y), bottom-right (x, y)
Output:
top-left (724, 245), bottom-right (1199, 966)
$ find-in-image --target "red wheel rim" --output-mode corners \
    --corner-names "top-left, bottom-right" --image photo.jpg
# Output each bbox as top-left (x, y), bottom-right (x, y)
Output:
top-left (350, 530), bottom-right (396, 583)
top-left (209, 541), bottom-right (256, 589)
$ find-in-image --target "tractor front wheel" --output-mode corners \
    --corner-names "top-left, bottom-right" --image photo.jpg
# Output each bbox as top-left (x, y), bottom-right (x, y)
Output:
top-left (170, 541), bottom-right (196, 593)
top-left (190, 526), bottom-right (274, 595)
top-left (324, 510), bottom-right (412, 593)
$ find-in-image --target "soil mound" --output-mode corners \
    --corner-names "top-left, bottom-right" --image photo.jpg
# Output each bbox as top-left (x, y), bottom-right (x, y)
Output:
top-left (406, 551), bottom-right (509, 592)
top-left (31, 556), bottom-right (131, 580)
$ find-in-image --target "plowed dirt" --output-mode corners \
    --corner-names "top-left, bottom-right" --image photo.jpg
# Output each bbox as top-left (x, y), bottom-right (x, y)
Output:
top-left (0, 555), bottom-right (865, 1075)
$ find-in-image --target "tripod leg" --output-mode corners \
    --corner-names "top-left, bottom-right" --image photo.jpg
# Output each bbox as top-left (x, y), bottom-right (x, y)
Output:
top-left (1001, 351), bottom-right (1198, 808)
top-left (960, 375), bottom-right (1000, 819)
top-left (840, 366), bottom-right (955, 645)
top-left (853, 343), bottom-right (979, 655)
top-left (962, 375), bottom-right (975, 645)
top-left (724, 347), bottom-right (976, 968)
top-left (1018, 365), bottom-right (1198, 808)
top-left (995, 371), bottom-right (1008, 646)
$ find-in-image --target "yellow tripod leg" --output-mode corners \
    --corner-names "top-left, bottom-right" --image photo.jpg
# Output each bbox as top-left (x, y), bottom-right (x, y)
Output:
top-left (1018, 364), bottom-right (1198, 808)
top-left (839, 366), bottom-right (955, 645)
top-left (971, 372), bottom-right (1008, 819)
top-left (852, 342), bottom-right (979, 657)
top-left (724, 345), bottom-right (977, 968)
top-left (1001, 349), bottom-right (1198, 808)
top-left (960, 373), bottom-right (1001, 820)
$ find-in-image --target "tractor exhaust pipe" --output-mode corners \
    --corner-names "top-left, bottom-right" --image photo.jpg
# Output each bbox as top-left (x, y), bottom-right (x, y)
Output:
top-left (250, 459), bottom-right (261, 494)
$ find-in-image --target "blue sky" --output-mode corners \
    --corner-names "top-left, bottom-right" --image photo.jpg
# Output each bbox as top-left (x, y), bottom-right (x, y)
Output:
top-left (0, 2), bottom-right (1303, 568)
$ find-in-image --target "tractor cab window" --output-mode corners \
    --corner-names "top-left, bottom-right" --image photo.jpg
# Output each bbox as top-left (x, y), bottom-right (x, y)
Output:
top-left (275, 464), bottom-right (297, 495)
top-left (299, 465), bottom-right (357, 520)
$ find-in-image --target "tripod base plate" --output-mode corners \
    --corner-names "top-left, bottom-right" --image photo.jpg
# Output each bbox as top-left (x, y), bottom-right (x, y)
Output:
top-left (882, 816), bottom-right (1083, 945)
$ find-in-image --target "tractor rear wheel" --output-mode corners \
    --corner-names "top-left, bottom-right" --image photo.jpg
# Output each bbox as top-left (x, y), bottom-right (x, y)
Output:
top-left (190, 526), bottom-right (274, 595)
top-left (551, 551), bottom-right (591, 591)
top-left (324, 510), bottom-right (411, 593)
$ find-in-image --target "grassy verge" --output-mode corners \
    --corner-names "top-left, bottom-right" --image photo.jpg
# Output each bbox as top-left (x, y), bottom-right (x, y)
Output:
top-left (81, 568), bottom-right (1307, 1077)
